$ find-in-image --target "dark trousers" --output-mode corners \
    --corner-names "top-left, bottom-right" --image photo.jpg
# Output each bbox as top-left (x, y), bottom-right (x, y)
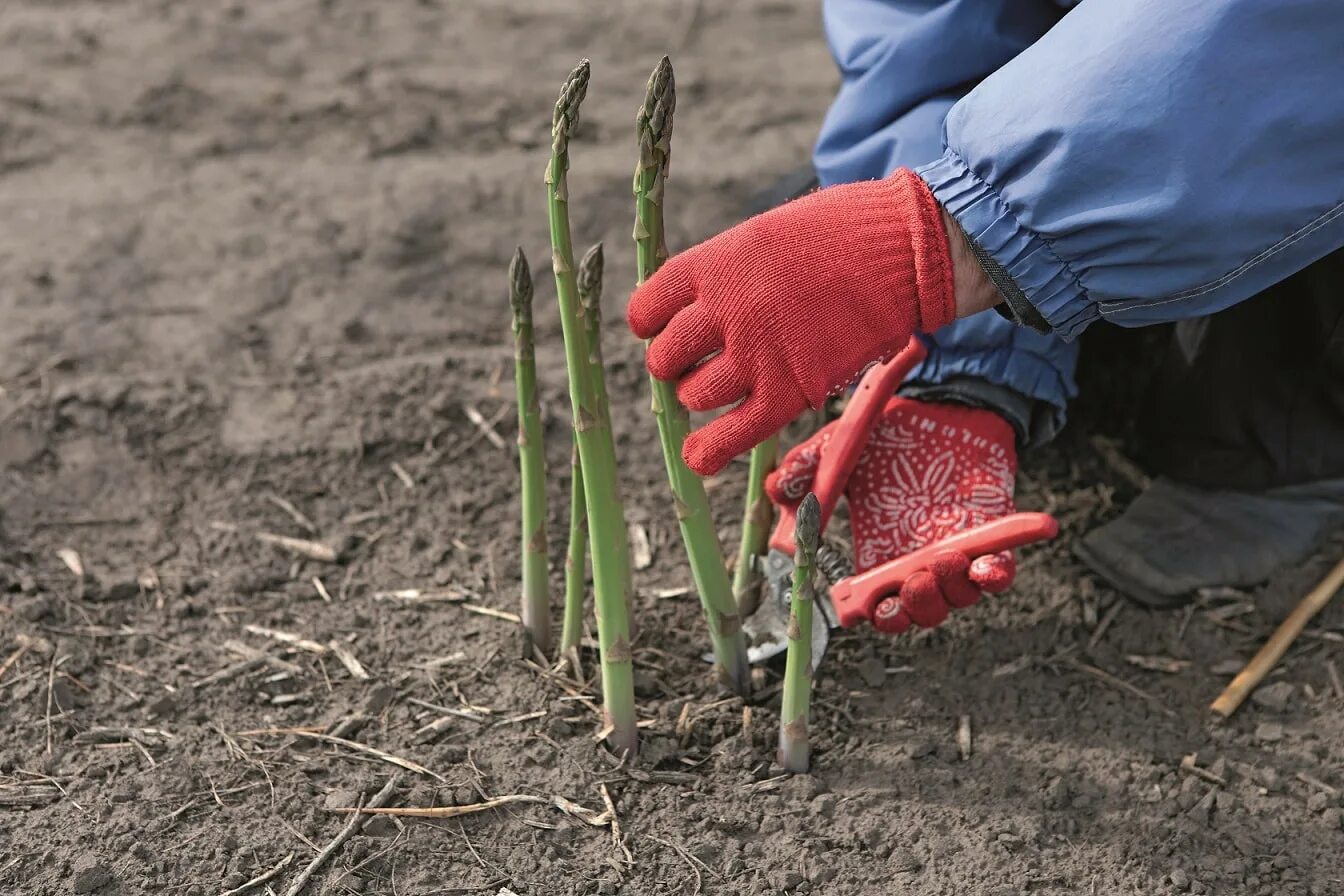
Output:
top-left (1140, 249), bottom-right (1344, 491)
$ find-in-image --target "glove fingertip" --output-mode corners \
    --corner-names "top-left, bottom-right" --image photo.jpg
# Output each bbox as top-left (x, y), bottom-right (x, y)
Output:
top-left (682, 429), bottom-right (730, 477)
top-left (929, 550), bottom-right (970, 581)
top-left (627, 261), bottom-right (692, 339)
top-left (930, 550), bottom-right (980, 609)
top-left (970, 551), bottom-right (1016, 594)
top-left (646, 337), bottom-right (691, 381)
top-left (901, 570), bottom-right (949, 629)
top-left (873, 598), bottom-right (911, 634)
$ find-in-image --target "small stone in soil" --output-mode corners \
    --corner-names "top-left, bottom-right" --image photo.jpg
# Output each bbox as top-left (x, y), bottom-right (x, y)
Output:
top-left (363, 684), bottom-right (397, 715)
top-left (891, 848), bottom-right (922, 872)
top-left (361, 816), bottom-right (398, 837)
top-left (936, 742), bottom-right (961, 763)
top-left (1306, 791), bottom-right (1329, 813)
top-left (100, 578), bottom-right (142, 601)
top-left (812, 793), bottom-right (839, 818)
top-left (856, 656), bottom-right (886, 688)
top-left (147, 693), bottom-right (178, 718)
top-left (1043, 776), bottom-right (1070, 809)
top-left (689, 841), bottom-right (717, 866)
top-left (1255, 722), bottom-right (1284, 743)
top-left (1250, 681), bottom-right (1296, 712)
top-left (907, 738), bottom-right (937, 759)
top-left (1170, 868), bottom-right (1191, 889)
top-left (72, 858), bottom-right (114, 893)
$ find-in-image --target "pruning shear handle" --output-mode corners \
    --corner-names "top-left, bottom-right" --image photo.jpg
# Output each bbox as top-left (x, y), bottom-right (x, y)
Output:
top-left (829, 512), bottom-right (1060, 628)
top-left (768, 338), bottom-right (928, 553)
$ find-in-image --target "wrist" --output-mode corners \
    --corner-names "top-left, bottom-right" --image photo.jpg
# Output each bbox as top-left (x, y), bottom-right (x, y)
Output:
top-left (941, 207), bottom-right (1003, 319)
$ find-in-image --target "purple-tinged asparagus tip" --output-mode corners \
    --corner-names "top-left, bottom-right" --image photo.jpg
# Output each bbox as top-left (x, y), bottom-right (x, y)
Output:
top-left (553, 59), bottom-right (591, 140)
top-left (577, 242), bottom-right (604, 308)
top-left (794, 492), bottom-right (820, 560)
top-left (509, 246), bottom-right (532, 314)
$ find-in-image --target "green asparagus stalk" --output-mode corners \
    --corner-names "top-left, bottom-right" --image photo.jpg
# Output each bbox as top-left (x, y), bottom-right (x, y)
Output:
top-left (732, 436), bottom-right (779, 615)
top-left (547, 60), bottom-right (638, 756)
top-left (559, 243), bottom-right (606, 671)
top-left (509, 248), bottom-right (550, 656)
top-left (634, 56), bottom-right (751, 698)
top-left (579, 243), bottom-right (609, 421)
top-left (778, 492), bottom-right (820, 773)
top-left (560, 437), bottom-right (586, 673)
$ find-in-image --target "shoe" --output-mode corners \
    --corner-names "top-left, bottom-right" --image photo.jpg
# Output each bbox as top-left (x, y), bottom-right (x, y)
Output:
top-left (1074, 476), bottom-right (1344, 608)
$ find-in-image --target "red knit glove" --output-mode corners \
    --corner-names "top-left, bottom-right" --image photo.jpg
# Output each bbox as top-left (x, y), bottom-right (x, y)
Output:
top-left (627, 169), bottom-right (954, 476)
top-left (766, 397), bottom-right (1018, 633)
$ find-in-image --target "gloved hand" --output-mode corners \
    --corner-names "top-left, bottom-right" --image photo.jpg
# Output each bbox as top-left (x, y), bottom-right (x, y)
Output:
top-left (627, 169), bottom-right (955, 476)
top-left (766, 396), bottom-right (1018, 633)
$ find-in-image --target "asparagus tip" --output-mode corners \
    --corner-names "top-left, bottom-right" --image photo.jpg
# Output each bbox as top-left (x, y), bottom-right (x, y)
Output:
top-left (508, 246), bottom-right (532, 311)
top-left (795, 492), bottom-right (821, 557)
top-left (553, 59), bottom-right (591, 138)
top-left (638, 56), bottom-right (674, 133)
top-left (577, 242), bottom-right (604, 304)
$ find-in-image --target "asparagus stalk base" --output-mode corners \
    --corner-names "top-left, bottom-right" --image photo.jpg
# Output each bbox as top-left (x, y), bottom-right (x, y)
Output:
top-left (779, 493), bottom-right (820, 773)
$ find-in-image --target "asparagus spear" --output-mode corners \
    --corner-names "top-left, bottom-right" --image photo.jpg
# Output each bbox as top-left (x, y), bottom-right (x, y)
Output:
top-left (732, 436), bottom-right (779, 615)
top-left (560, 437), bottom-right (586, 673)
top-left (559, 243), bottom-right (606, 671)
top-left (579, 243), bottom-right (609, 421)
top-left (547, 60), bottom-right (638, 757)
top-left (778, 492), bottom-right (820, 773)
top-left (635, 56), bottom-right (751, 698)
top-left (509, 248), bottom-right (550, 656)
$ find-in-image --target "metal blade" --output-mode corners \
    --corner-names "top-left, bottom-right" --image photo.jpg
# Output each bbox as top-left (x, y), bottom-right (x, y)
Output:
top-left (734, 549), bottom-right (837, 666)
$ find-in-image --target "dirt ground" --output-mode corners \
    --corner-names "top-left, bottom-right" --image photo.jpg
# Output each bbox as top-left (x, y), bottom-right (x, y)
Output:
top-left (2, 2), bottom-right (1342, 894)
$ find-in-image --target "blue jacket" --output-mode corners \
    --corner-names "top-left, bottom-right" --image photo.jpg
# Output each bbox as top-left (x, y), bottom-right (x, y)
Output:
top-left (815, 0), bottom-right (1344, 434)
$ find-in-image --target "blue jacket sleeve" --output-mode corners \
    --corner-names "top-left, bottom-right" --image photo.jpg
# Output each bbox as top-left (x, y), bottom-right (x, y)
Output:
top-left (919, 0), bottom-right (1344, 340)
top-left (815, 0), bottom-right (1080, 432)
top-left (815, 0), bottom-right (1064, 188)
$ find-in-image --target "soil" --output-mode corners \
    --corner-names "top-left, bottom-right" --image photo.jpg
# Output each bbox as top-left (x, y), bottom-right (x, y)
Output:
top-left (1, 2), bottom-right (1342, 895)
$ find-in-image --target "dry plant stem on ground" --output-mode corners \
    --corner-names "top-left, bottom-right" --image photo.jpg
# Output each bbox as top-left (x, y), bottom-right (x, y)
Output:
top-left (510, 248), bottom-right (551, 656)
top-left (635, 55), bottom-right (750, 698)
top-left (1211, 554), bottom-right (1344, 717)
top-left (547, 59), bottom-right (638, 756)
top-left (733, 436), bottom-right (779, 614)
top-left (779, 493), bottom-right (820, 773)
top-left (559, 244), bottom-right (608, 669)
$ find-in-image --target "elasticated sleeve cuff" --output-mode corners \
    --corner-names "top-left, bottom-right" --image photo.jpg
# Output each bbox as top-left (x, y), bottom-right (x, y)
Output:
top-left (917, 150), bottom-right (1097, 341)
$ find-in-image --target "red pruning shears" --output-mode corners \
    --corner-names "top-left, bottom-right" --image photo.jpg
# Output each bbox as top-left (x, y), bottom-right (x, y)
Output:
top-left (740, 337), bottom-right (1059, 665)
